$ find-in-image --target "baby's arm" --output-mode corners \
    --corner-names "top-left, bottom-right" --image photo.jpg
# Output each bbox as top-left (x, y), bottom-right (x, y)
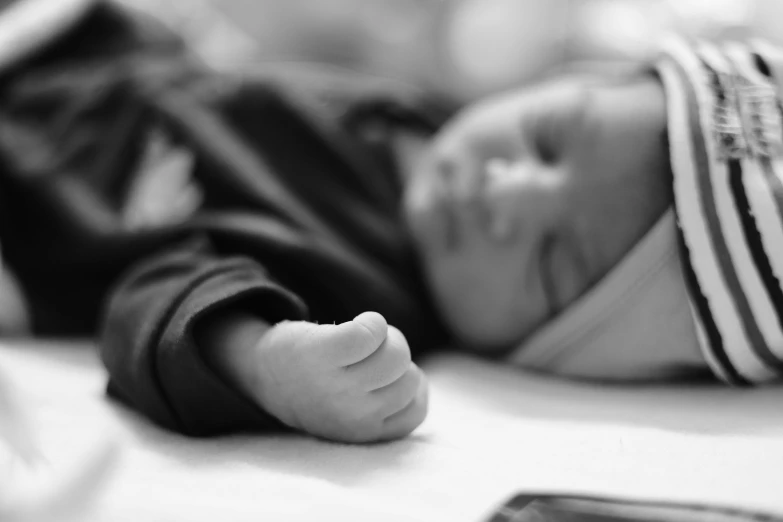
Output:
top-left (198, 310), bottom-right (427, 443)
top-left (99, 238), bottom-right (427, 442)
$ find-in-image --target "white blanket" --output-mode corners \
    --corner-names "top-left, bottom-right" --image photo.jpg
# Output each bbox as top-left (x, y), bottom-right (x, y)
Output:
top-left (2, 340), bottom-right (783, 522)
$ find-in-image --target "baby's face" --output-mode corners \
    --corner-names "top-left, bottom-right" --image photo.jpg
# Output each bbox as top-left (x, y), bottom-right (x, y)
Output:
top-left (403, 73), bottom-right (672, 351)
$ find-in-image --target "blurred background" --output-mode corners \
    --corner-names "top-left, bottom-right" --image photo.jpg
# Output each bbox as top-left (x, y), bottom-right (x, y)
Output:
top-left (118, 0), bottom-right (783, 102)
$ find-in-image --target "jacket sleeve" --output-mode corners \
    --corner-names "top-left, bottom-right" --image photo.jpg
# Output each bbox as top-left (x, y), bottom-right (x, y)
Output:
top-left (0, 1), bottom-right (206, 335)
top-left (100, 236), bottom-right (309, 436)
top-left (0, 1), bottom-right (446, 435)
top-left (0, 2), bottom-right (311, 434)
top-left (655, 38), bottom-right (783, 385)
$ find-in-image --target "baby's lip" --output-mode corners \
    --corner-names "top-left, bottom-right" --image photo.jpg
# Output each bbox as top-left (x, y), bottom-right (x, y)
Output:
top-left (434, 162), bottom-right (462, 251)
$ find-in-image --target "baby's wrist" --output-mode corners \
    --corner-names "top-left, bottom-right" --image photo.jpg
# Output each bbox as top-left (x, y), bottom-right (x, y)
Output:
top-left (196, 309), bottom-right (273, 403)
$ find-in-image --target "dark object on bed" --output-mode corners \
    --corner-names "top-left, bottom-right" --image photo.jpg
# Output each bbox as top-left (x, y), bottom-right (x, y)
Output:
top-left (487, 494), bottom-right (782, 522)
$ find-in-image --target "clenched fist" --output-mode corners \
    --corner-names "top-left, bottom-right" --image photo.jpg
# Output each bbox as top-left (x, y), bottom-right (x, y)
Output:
top-left (203, 311), bottom-right (428, 443)
top-left (256, 312), bottom-right (428, 443)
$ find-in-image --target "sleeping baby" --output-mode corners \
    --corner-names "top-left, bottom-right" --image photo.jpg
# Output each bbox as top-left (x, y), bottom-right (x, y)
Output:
top-left (405, 37), bottom-right (783, 386)
top-left (3, 2), bottom-right (782, 445)
top-left (198, 37), bottom-right (783, 443)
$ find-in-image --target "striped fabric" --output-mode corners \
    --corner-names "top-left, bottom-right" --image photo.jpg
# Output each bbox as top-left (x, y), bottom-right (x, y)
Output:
top-left (656, 39), bottom-right (783, 385)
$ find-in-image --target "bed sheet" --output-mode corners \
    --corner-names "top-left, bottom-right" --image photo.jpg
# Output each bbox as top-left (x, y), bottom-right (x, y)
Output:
top-left (2, 340), bottom-right (783, 522)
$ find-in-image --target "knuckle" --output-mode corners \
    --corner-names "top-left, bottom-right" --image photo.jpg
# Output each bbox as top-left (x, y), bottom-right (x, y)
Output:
top-left (339, 396), bottom-right (381, 423)
top-left (393, 405), bottom-right (427, 438)
top-left (411, 364), bottom-right (426, 384)
top-left (419, 383), bottom-right (429, 407)
top-left (352, 313), bottom-right (387, 343)
top-left (354, 311), bottom-right (387, 331)
top-left (387, 344), bottom-right (412, 373)
top-left (411, 397), bottom-right (428, 426)
top-left (345, 321), bottom-right (379, 352)
top-left (301, 387), bottom-right (388, 443)
top-left (344, 414), bottom-right (383, 443)
top-left (385, 329), bottom-right (412, 365)
top-left (398, 367), bottom-right (420, 395)
top-left (326, 325), bottom-right (373, 364)
top-left (407, 393), bottom-right (428, 424)
top-left (386, 325), bottom-right (406, 343)
top-left (411, 372), bottom-right (426, 397)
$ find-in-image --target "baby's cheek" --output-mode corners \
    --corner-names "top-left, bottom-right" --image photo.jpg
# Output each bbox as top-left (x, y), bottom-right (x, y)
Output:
top-left (549, 237), bottom-right (590, 315)
top-left (429, 261), bottom-right (544, 350)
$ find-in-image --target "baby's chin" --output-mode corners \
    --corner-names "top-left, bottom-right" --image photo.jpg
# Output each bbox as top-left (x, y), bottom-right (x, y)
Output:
top-left (431, 288), bottom-right (549, 355)
top-left (446, 321), bottom-right (538, 357)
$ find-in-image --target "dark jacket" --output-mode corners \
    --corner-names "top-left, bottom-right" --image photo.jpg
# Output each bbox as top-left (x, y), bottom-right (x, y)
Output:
top-left (0, 0), bottom-right (453, 435)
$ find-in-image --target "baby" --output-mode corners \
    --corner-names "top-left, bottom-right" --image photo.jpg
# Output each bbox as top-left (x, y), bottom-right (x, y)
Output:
top-left (191, 37), bottom-right (783, 441)
top-left (200, 69), bottom-right (682, 442)
top-left (2, 1), bottom-right (782, 444)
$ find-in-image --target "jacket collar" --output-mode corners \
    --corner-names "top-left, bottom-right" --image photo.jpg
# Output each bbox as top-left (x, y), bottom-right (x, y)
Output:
top-left (0, 0), bottom-right (98, 72)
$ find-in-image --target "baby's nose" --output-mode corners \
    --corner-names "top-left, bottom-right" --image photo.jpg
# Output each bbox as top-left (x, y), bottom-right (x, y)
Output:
top-left (480, 157), bottom-right (565, 243)
top-left (484, 157), bottom-right (561, 191)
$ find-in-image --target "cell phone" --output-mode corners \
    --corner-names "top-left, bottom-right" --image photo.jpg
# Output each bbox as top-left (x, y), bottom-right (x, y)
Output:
top-left (486, 494), bottom-right (783, 522)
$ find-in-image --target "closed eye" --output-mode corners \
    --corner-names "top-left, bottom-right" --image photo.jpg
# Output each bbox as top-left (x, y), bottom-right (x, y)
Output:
top-left (525, 86), bottom-right (592, 165)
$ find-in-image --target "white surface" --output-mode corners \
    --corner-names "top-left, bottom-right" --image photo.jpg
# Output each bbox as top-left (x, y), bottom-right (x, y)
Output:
top-left (1, 340), bottom-right (783, 521)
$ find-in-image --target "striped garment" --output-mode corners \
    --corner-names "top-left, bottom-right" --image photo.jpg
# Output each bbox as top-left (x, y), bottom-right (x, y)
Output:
top-left (657, 39), bottom-right (783, 385)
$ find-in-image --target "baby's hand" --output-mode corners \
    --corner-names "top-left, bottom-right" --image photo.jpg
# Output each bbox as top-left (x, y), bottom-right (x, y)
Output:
top-left (252, 313), bottom-right (428, 443)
